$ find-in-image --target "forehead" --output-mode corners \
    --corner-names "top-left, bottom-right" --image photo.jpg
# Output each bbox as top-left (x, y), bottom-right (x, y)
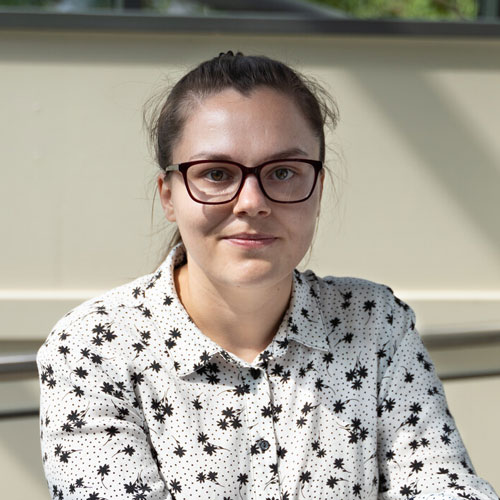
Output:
top-left (174, 87), bottom-right (319, 163)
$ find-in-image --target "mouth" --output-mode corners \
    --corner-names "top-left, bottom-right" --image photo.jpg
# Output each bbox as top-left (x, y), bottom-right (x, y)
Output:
top-left (222, 233), bottom-right (277, 248)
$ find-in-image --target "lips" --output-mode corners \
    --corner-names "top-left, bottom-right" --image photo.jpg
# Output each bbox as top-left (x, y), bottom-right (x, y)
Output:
top-left (222, 232), bottom-right (277, 248)
top-left (225, 233), bottom-right (276, 240)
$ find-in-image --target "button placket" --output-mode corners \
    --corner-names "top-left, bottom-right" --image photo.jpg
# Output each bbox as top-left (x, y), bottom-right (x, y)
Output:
top-left (243, 367), bottom-right (281, 499)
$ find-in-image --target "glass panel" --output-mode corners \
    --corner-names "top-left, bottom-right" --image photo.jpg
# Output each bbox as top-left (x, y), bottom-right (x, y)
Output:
top-left (309, 0), bottom-right (479, 22)
top-left (0, 0), bottom-right (495, 23)
top-left (1, 0), bottom-right (114, 10)
top-left (0, 0), bottom-right (210, 13)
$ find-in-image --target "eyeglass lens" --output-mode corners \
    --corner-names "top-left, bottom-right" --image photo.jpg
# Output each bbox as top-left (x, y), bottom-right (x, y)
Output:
top-left (186, 160), bottom-right (317, 203)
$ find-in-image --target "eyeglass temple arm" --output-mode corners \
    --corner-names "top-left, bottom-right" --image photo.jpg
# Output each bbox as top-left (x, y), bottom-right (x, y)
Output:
top-left (164, 165), bottom-right (180, 173)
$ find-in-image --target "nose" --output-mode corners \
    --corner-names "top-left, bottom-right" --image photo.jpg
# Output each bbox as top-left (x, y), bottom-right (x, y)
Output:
top-left (232, 174), bottom-right (271, 217)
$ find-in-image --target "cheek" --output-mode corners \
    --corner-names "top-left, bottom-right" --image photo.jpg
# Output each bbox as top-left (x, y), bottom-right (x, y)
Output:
top-left (296, 195), bottom-right (320, 230)
top-left (281, 202), bottom-right (319, 251)
top-left (173, 200), bottom-right (229, 241)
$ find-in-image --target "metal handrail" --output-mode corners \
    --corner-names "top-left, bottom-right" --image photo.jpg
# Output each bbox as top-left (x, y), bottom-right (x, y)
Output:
top-left (421, 328), bottom-right (500, 349)
top-left (0, 353), bottom-right (37, 376)
top-left (1, 330), bottom-right (499, 420)
top-left (1, 331), bottom-right (499, 377)
top-left (1, 331), bottom-right (500, 374)
top-left (0, 408), bottom-right (39, 419)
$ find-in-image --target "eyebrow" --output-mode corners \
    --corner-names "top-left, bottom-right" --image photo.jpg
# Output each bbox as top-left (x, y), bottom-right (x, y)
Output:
top-left (188, 147), bottom-right (310, 163)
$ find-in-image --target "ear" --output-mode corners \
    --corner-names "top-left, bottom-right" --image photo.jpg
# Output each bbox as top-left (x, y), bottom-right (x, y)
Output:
top-left (319, 169), bottom-right (325, 200)
top-left (317, 170), bottom-right (325, 215)
top-left (157, 173), bottom-right (176, 222)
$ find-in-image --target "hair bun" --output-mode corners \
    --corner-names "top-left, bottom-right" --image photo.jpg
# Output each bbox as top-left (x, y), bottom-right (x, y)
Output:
top-left (218, 50), bottom-right (244, 58)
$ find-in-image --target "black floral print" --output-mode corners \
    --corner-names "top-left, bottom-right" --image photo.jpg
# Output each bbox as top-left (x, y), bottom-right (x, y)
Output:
top-left (37, 244), bottom-right (498, 499)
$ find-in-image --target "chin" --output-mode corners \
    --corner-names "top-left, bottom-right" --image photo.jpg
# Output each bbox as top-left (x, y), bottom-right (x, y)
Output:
top-left (216, 260), bottom-right (288, 289)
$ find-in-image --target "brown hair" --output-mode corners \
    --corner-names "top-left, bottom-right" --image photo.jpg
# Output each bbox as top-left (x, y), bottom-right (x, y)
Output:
top-left (144, 51), bottom-right (339, 265)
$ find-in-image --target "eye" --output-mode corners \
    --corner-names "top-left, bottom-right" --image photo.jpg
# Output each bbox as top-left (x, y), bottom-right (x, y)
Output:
top-left (205, 169), bottom-right (230, 182)
top-left (271, 167), bottom-right (294, 181)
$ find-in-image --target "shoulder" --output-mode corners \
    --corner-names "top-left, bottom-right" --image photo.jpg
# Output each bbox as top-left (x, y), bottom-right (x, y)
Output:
top-left (37, 270), bottom-right (161, 363)
top-left (295, 268), bottom-right (416, 340)
top-left (298, 268), bottom-right (406, 305)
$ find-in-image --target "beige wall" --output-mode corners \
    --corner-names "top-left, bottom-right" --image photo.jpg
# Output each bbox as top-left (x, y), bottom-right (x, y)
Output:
top-left (1, 30), bottom-right (499, 338)
top-left (1, 29), bottom-right (499, 497)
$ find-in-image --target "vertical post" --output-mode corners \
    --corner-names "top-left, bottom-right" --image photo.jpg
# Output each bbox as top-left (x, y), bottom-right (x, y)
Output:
top-left (478, 0), bottom-right (500, 18)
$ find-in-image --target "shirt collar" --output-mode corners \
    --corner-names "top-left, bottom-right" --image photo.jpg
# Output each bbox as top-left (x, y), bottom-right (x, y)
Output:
top-left (144, 243), bottom-right (329, 377)
top-left (286, 269), bottom-right (330, 353)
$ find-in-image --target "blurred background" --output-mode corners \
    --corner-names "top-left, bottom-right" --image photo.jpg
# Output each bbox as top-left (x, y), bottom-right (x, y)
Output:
top-left (1, 0), bottom-right (499, 498)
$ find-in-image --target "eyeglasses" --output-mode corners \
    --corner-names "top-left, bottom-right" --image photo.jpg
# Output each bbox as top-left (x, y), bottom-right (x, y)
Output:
top-left (164, 158), bottom-right (323, 205)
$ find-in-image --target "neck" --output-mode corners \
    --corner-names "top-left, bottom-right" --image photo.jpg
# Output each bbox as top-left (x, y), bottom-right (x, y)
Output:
top-left (174, 260), bottom-right (293, 364)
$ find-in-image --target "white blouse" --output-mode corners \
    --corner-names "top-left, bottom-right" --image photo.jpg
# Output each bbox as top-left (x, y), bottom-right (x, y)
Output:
top-left (37, 244), bottom-right (498, 500)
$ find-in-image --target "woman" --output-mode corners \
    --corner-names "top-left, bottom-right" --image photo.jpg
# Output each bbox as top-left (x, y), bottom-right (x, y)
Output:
top-left (37, 51), bottom-right (498, 500)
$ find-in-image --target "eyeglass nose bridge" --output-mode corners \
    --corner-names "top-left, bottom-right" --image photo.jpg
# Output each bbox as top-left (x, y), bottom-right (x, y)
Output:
top-left (231, 164), bottom-right (269, 201)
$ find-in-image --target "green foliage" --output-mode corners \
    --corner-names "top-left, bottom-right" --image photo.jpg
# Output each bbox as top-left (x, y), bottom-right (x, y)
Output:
top-left (310, 0), bottom-right (478, 20)
top-left (0, 0), bottom-right (478, 19)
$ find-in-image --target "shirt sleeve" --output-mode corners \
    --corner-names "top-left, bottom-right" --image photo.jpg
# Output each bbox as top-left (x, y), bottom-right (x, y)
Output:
top-left (37, 307), bottom-right (171, 500)
top-left (376, 308), bottom-right (499, 500)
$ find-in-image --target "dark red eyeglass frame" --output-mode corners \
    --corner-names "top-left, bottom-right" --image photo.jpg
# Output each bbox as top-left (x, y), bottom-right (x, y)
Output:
top-left (164, 158), bottom-right (323, 205)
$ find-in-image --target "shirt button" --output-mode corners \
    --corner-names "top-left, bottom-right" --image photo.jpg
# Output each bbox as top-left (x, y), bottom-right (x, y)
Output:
top-left (259, 439), bottom-right (270, 451)
top-left (249, 367), bottom-right (261, 379)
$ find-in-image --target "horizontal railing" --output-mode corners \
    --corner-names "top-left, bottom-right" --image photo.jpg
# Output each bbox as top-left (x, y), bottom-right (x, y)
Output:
top-left (0, 353), bottom-right (37, 377)
top-left (1, 11), bottom-right (500, 37)
top-left (1, 329), bottom-right (499, 420)
top-left (421, 329), bottom-right (500, 349)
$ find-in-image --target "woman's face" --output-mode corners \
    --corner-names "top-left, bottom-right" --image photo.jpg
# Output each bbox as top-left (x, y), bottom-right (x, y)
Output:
top-left (158, 86), bottom-right (323, 291)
